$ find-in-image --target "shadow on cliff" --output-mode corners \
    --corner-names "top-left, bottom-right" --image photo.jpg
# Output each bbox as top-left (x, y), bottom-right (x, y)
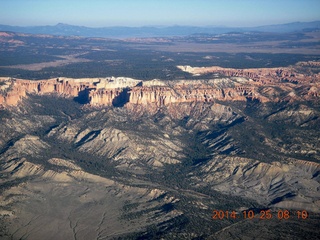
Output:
top-left (74, 89), bottom-right (90, 104)
top-left (112, 88), bottom-right (130, 107)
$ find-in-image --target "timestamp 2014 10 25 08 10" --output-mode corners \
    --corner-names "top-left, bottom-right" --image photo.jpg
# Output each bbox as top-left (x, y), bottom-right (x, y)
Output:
top-left (212, 209), bottom-right (309, 220)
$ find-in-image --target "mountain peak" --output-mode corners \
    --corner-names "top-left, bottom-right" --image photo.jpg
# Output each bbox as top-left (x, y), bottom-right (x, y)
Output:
top-left (55, 23), bottom-right (71, 27)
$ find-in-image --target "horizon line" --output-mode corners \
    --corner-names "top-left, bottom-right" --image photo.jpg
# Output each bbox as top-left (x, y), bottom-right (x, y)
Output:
top-left (1, 20), bottom-right (319, 29)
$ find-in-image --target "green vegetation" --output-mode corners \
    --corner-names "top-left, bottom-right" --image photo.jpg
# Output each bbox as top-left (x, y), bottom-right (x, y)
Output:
top-left (1, 51), bottom-right (319, 80)
top-left (0, 50), bottom-right (63, 66)
top-left (1, 31), bottom-right (319, 80)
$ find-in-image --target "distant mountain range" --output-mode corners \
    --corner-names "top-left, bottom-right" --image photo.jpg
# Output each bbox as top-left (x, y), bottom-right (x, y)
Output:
top-left (0, 21), bottom-right (319, 38)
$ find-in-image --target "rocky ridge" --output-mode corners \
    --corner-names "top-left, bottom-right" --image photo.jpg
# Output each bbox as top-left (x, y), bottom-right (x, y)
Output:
top-left (0, 134), bottom-right (181, 239)
top-left (177, 62), bottom-right (320, 84)
top-left (0, 62), bottom-right (319, 110)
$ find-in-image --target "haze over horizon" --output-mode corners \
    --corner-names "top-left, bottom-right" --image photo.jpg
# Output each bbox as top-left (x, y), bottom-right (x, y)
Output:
top-left (1, 0), bottom-right (320, 28)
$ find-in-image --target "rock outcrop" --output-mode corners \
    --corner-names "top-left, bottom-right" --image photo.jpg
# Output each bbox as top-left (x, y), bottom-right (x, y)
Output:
top-left (177, 64), bottom-right (320, 84)
top-left (0, 77), bottom-right (139, 107)
top-left (0, 62), bottom-right (319, 109)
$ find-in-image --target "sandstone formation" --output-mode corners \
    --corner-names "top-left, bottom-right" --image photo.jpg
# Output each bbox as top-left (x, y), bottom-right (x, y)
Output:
top-left (177, 63), bottom-right (320, 84)
top-left (0, 77), bottom-right (137, 107)
top-left (0, 62), bottom-right (319, 110)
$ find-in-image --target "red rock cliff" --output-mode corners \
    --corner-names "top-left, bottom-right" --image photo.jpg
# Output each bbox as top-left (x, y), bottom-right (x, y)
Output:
top-left (0, 62), bottom-right (319, 108)
top-left (0, 78), bottom-right (97, 106)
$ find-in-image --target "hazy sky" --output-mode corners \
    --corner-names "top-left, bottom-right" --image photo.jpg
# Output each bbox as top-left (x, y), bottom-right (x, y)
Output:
top-left (1, 0), bottom-right (319, 27)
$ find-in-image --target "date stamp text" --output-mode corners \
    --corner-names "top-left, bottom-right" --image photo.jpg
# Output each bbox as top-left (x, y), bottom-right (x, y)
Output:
top-left (212, 209), bottom-right (309, 220)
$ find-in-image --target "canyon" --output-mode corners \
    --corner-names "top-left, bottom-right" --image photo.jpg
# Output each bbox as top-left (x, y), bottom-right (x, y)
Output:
top-left (1, 62), bottom-right (319, 110)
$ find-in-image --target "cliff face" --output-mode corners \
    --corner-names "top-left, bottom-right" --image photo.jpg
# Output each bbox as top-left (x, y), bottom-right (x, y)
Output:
top-left (0, 62), bottom-right (319, 109)
top-left (177, 63), bottom-right (320, 84)
top-left (89, 89), bottom-right (123, 106)
top-left (19, 78), bottom-right (96, 96)
top-left (0, 78), bottom-right (96, 106)
top-left (128, 85), bottom-right (257, 106)
top-left (0, 80), bottom-right (27, 106)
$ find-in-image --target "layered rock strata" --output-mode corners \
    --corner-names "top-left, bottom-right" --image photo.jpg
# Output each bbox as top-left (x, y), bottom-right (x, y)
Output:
top-left (0, 63), bottom-right (319, 108)
top-left (0, 77), bottom-right (139, 107)
top-left (177, 63), bottom-right (320, 84)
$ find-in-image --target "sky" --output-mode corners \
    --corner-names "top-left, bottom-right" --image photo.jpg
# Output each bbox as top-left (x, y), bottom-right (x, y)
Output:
top-left (0, 0), bottom-right (319, 27)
